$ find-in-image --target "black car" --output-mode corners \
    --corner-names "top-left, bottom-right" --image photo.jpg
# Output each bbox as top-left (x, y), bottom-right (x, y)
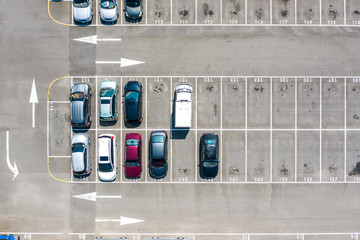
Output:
top-left (199, 133), bottom-right (219, 179)
top-left (124, 81), bottom-right (143, 124)
top-left (149, 131), bottom-right (168, 179)
top-left (70, 83), bottom-right (92, 131)
top-left (124, 0), bottom-right (143, 23)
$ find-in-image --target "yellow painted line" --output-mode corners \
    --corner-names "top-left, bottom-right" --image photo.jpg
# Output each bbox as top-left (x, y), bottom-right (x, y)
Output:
top-left (48, 0), bottom-right (73, 27)
top-left (47, 76), bottom-right (72, 183)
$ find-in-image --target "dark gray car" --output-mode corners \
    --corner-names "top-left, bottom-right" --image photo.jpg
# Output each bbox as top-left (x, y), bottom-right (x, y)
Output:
top-left (149, 130), bottom-right (168, 179)
top-left (70, 83), bottom-right (92, 131)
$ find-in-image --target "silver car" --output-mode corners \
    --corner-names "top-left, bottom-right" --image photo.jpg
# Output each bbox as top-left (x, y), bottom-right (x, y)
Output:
top-left (71, 133), bottom-right (91, 178)
top-left (99, 0), bottom-right (119, 24)
top-left (73, 0), bottom-right (93, 25)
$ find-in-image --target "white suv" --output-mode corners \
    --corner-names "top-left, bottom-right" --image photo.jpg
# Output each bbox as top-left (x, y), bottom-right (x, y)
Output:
top-left (73, 0), bottom-right (93, 25)
top-left (97, 134), bottom-right (117, 181)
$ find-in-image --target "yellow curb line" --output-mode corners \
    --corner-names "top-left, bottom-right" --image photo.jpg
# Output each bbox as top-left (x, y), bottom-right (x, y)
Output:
top-left (47, 76), bottom-right (72, 183)
top-left (48, 0), bottom-right (73, 27)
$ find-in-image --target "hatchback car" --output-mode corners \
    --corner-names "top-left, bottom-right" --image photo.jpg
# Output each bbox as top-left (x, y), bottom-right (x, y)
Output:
top-left (71, 133), bottom-right (91, 178)
top-left (149, 131), bottom-right (168, 179)
top-left (124, 81), bottom-right (143, 124)
top-left (99, 80), bottom-right (118, 122)
top-left (124, 0), bottom-right (143, 23)
top-left (73, 0), bottom-right (93, 25)
top-left (124, 133), bottom-right (142, 179)
top-left (199, 133), bottom-right (219, 179)
top-left (99, 0), bottom-right (119, 24)
top-left (70, 83), bottom-right (92, 131)
top-left (97, 134), bottom-right (117, 182)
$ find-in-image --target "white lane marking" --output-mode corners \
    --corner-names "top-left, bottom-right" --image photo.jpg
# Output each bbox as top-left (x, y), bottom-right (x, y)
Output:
top-left (48, 156), bottom-right (71, 158)
top-left (120, 77), bottom-right (123, 182)
top-left (86, 128), bottom-right (360, 131)
top-left (320, 77), bottom-right (322, 182)
top-left (6, 131), bottom-right (19, 181)
top-left (344, 78), bottom-right (347, 182)
top-left (77, 23), bottom-right (360, 26)
top-left (73, 192), bottom-right (122, 201)
top-left (245, 77), bottom-right (248, 182)
top-left (319, 0), bottom-right (322, 25)
top-left (96, 216), bottom-right (144, 226)
top-left (70, 75), bottom-right (360, 78)
top-left (270, 77), bottom-right (272, 182)
top-left (344, 0), bottom-right (347, 25)
top-left (95, 58), bottom-right (145, 67)
top-left (95, 76), bottom-right (99, 183)
top-left (295, 77), bottom-right (297, 182)
top-left (220, 77), bottom-right (223, 182)
top-left (48, 101), bottom-right (70, 103)
top-left (73, 35), bottom-right (122, 45)
top-left (195, 77), bottom-right (198, 182)
top-left (96, 232), bottom-right (360, 236)
top-left (29, 78), bottom-right (38, 128)
top-left (170, 77), bottom-right (173, 182)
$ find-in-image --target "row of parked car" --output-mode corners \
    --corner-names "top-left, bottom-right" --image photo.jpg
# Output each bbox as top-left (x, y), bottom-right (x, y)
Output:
top-left (71, 131), bottom-right (219, 181)
top-left (70, 81), bottom-right (142, 130)
top-left (72, 0), bottom-right (143, 25)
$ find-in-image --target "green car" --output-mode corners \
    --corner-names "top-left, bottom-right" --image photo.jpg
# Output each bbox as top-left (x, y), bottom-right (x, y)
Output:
top-left (99, 80), bottom-right (118, 122)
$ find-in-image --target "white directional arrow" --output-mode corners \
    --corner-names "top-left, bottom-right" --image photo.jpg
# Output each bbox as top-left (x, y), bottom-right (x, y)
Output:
top-left (6, 131), bottom-right (19, 181)
top-left (96, 58), bottom-right (145, 68)
top-left (29, 79), bottom-right (38, 128)
top-left (73, 192), bottom-right (122, 202)
top-left (96, 216), bottom-right (145, 226)
top-left (73, 35), bottom-right (122, 45)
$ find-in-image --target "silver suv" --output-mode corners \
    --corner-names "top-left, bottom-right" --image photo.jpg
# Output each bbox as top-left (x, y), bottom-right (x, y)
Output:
top-left (73, 0), bottom-right (93, 25)
top-left (97, 134), bottom-right (117, 182)
top-left (71, 133), bottom-right (91, 178)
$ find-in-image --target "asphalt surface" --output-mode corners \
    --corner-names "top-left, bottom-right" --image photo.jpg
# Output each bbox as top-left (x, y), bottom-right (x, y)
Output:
top-left (1, 0), bottom-right (360, 239)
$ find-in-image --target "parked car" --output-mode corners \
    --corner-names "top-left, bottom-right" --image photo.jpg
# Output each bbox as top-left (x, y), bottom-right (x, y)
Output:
top-left (70, 83), bottom-right (92, 131)
top-left (124, 81), bottom-right (143, 124)
top-left (71, 133), bottom-right (91, 178)
top-left (199, 133), bottom-right (219, 179)
top-left (99, 80), bottom-right (118, 122)
top-left (99, 0), bottom-right (119, 24)
top-left (73, 0), bottom-right (93, 25)
top-left (0, 235), bottom-right (20, 240)
top-left (98, 134), bottom-right (117, 182)
top-left (124, 133), bottom-right (142, 179)
top-left (149, 130), bottom-right (168, 179)
top-left (124, 0), bottom-right (143, 23)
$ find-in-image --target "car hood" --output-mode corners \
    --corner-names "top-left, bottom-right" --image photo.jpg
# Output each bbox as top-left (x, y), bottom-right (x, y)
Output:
top-left (98, 170), bottom-right (117, 182)
top-left (100, 8), bottom-right (117, 19)
top-left (125, 165), bottom-right (141, 178)
top-left (126, 6), bottom-right (141, 17)
top-left (74, 6), bottom-right (91, 20)
top-left (150, 165), bottom-right (167, 178)
top-left (72, 153), bottom-right (85, 172)
top-left (71, 101), bottom-right (84, 123)
top-left (201, 164), bottom-right (218, 178)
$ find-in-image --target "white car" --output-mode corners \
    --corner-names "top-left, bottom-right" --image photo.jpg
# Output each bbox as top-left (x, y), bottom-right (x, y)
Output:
top-left (99, 0), bottom-right (119, 24)
top-left (73, 0), bottom-right (93, 25)
top-left (97, 134), bottom-right (117, 181)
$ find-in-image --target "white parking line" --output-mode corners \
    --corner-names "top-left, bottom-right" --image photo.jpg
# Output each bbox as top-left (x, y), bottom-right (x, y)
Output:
top-left (170, 77), bottom-right (173, 182)
top-left (319, 0), bottom-right (322, 25)
top-left (71, 75), bottom-right (360, 79)
top-left (96, 0), bottom-right (98, 25)
top-left (270, 77), bottom-right (273, 182)
top-left (294, 0), bottom-right (297, 23)
top-left (344, 78), bottom-right (347, 182)
top-left (170, 0), bottom-right (173, 25)
top-left (85, 128), bottom-right (360, 131)
top-left (49, 156), bottom-right (71, 158)
top-left (95, 76), bottom-right (98, 182)
top-left (245, 77), bottom-right (248, 182)
top-left (49, 101), bottom-right (70, 103)
top-left (320, 77), bottom-right (322, 182)
top-left (120, 77), bottom-right (123, 182)
top-left (195, 77), bottom-right (198, 182)
top-left (245, 0), bottom-right (247, 24)
top-left (270, 0), bottom-right (272, 24)
top-left (145, 0), bottom-right (148, 25)
top-left (220, 77), bottom-right (223, 182)
top-left (145, 77), bottom-right (148, 182)
top-left (195, 0), bottom-right (197, 24)
top-left (295, 77), bottom-right (297, 182)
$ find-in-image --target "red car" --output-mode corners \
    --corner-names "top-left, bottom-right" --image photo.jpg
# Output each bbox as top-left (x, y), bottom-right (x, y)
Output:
top-left (124, 133), bottom-right (142, 179)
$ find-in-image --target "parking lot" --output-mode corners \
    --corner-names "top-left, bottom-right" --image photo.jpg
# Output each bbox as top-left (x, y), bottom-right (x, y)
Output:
top-left (49, 0), bottom-right (360, 26)
top-left (47, 76), bottom-right (360, 184)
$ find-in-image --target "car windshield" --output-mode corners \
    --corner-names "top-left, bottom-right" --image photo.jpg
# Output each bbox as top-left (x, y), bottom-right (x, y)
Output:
top-left (127, 0), bottom-right (140, 7)
top-left (101, 99), bottom-right (111, 104)
top-left (125, 91), bottom-right (139, 100)
top-left (99, 156), bottom-right (108, 161)
top-left (152, 159), bottom-right (165, 167)
top-left (177, 88), bottom-right (191, 93)
top-left (100, 0), bottom-right (115, 9)
top-left (73, 0), bottom-right (89, 8)
top-left (72, 143), bottom-right (85, 153)
top-left (203, 161), bottom-right (217, 168)
top-left (126, 139), bottom-right (139, 146)
top-left (152, 135), bottom-right (164, 143)
top-left (100, 88), bottom-right (114, 97)
top-left (71, 93), bottom-right (85, 100)
top-left (98, 163), bottom-right (113, 172)
top-left (126, 160), bottom-right (140, 167)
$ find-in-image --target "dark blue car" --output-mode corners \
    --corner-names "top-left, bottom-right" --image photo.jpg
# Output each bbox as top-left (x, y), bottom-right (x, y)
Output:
top-left (199, 133), bottom-right (219, 179)
top-left (149, 130), bottom-right (168, 179)
top-left (124, 81), bottom-right (143, 124)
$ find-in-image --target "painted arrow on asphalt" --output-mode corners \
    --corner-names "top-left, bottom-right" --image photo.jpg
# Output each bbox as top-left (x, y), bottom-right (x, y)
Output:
top-left (96, 58), bottom-right (145, 68)
top-left (73, 192), bottom-right (122, 202)
top-left (96, 216), bottom-right (145, 226)
top-left (6, 131), bottom-right (19, 181)
top-left (73, 35), bottom-right (122, 45)
top-left (29, 79), bottom-right (38, 128)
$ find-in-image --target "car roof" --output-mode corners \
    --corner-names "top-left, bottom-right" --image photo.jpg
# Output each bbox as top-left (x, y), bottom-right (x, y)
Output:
top-left (71, 100), bottom-right (85, 123)
top-left (126, 145), bottom-right (138, 161)
top-left (98, 137), bottom-right (111, 159)
top-left (151, 142), bottom-right (165, 160)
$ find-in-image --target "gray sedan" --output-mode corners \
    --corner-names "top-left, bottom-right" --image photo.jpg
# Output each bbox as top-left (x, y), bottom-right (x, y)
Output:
top-left (149, 130), bottom-right (168, 179)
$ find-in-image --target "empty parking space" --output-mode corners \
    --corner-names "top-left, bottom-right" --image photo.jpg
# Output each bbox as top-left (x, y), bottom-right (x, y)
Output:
top-left (222, 131), bottom-right (245, 182)
top-left (346, 131), bottom-right (360, 182)
top-left (346, 0), bottom-right (360, 25)
top-left (197, 77), bottom-right (221, 129)
top-left (197, 0), bottom-right (221, 24)
top-left (297, 78), bottom-right (320, 129)
top-left (222, 0), bottom-right (245, 24)
top-left (247, 0), bottom-right (270, 24)
top-left (321, 131), bottom-right (344, 182)
top-left (322, 78), bottom-right (344, 129)
top-left (322, 0), bottom-right (344, 25)
top-left (272, 131), bottom-right (295, 182)
top-left (147, 0), bottom-right (171, 24)
top-left (172, 0), bottom-right (196, 24)
top-left (297, 131), bottom-right (320, 182)
top-left (49, 103), bottom-right (71, 156)
top-left (346, 78), bottom-right (360, 129)
top-left (297, 0), bottom-right (321, 24)
top-left (272, 0), bottom-right (296, 24)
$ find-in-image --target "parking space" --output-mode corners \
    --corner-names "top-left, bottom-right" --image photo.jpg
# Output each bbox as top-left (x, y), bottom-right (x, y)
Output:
top-left (272, 0), bottom-right (296, 24)
top-left (297, 78), bottom-right (320, 129)
top-left (297, 0), bottom-right (321, 24)
top-left (147, 0), bottom-right (171, 24)
top-left (247, 0), bottom-right (270, 24)
top-left (222, 0), bottom-right (245, 24)
top-left (272, 131), bottom-right (295, 182)
top-left (322, 0), bottom-right (344, 25)
top-left (197, 77), bottom-right (221, 129)
top-left (47, 76), bottom-right (360, 184)
top-left (250, 236), bottom-right (297, 240)
top-left (297, 131), bottom-right (320, 182)
top-left (172, 0), bottom-right (196, 24)
top-left (197, 0), bottom-right (221, 24)
top-left (247, 78), bottom-right (271, 129)
top-left (306, 235), bottom-right (355, 240)
top-left (121, 0), bottom-right (147, 25)
top-left (346, 0), bottom-right (360, 25)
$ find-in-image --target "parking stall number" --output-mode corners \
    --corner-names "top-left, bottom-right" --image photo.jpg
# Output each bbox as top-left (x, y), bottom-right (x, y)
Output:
top-left (329, 176), bottom-right (338, 182)
top-left (154, 19), bottom-right (164, 24)
top-left (280, 77), bottom-right (288, 83)
top-left (352, 78), bottom-right (360, 83)
top-left (179, 77), bottom-right (188, 83)
top-left (153, 77), bottom-right (162, 83)
top-left (24, 234), bottom-right (31, 240)
top-left (303, 77), bottom-right (312, 83)
top-left (254, 177), bottom-right (263, 182)
top-left (279, 19), bottom-right (288, 24)
top-left (304, 176), bottom-right (312, 182)
top-left (204, 77), bottom-right (213, 83)
top-left (229, 19), bottom-right (238, 24)
top-left (179, 176), bottom-right (188, 182)
top-left (204, 19), bottom-right (213, 24)
top-left (254, 77), bottom-right (263, 83)
top-left (180, 19), bottom-right (188, 24)
top-left (230, 77), bottom-right (239, 83)
top-left (279, 177), bottom-right (288, 182)
top-left (49, 102), bottom-right (54, 111)
top-left (304, 20), bottom-right (313, 24)
top-left (352, 20), bottom-right (360, 25)
top-left (353, 176), bottom-right (360, 182)
top-left (79, 234), bottom-right (86, 240)
top-left (328, 77), bottom-right (337, 83)
top-left (81, 77), bottom-right (90, 83)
